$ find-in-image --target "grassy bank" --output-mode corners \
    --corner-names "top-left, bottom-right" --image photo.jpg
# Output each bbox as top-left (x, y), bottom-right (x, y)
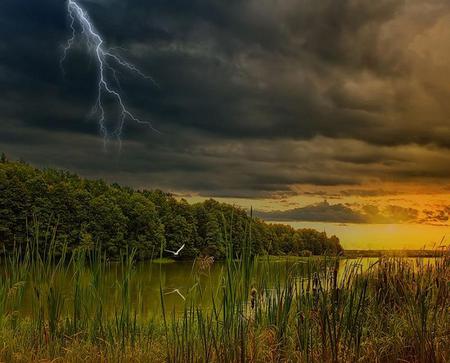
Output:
top-left (0, 234), bottom-right (448, 362)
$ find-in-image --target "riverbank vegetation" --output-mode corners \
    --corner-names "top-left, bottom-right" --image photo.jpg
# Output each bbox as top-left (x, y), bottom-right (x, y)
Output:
top-left (0, 230), bottom-right (448, 362)
top-left (0, 158), bottom-right (342, 259)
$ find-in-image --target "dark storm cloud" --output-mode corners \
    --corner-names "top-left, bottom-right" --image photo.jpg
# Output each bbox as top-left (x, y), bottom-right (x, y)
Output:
top-left (255, 201), bottom-right (366, 223)
top-left (1, 0), bottom-right (450, 198)
top-left (255, 201), bottom-right (422, 224)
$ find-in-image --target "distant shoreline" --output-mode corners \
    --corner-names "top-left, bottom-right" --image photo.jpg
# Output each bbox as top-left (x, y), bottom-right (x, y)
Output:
top-left (152, 252), bottom-right (445, 264)
top-left (343, 249), bottom-right (445, 258)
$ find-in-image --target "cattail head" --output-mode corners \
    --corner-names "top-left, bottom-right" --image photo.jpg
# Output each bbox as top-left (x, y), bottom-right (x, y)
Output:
top-left (250, 287), bottom-right (257, 309)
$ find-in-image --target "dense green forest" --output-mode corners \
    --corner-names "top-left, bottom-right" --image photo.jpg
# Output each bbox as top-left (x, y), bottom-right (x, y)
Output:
top-left (0, 156), bottom-right (343, 259)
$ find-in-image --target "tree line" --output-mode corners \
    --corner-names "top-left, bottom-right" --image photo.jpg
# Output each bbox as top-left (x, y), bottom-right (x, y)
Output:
top-left (0, 156), bottom-right (343, 259)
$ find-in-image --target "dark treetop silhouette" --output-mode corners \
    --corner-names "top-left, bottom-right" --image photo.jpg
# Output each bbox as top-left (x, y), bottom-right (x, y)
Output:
top-left (0, 158), bottom-right (343, 259)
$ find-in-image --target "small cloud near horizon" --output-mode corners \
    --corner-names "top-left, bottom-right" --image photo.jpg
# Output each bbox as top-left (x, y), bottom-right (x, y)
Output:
top-left (255, 201), bottom-right (449, 226)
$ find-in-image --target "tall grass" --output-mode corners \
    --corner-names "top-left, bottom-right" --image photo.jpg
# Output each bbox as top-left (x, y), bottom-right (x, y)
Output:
top-left (0, 219), bottom-right (448, 362)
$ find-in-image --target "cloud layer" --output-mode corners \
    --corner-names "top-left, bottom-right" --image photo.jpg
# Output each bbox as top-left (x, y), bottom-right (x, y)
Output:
top-left (255, 201), bottom-right (448, 225)
top-left (0, 0), bottom-right (449, 201)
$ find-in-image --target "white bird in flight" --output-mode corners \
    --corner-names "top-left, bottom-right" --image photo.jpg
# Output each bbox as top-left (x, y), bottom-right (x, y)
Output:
top-left (164, 244), bottom-right (185, 256)
top-left (164, 288), bottom-right (186, 300)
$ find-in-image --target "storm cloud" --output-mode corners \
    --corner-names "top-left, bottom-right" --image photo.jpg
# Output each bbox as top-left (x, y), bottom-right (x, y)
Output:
top-left (255, 199), bottom-right (450, 225)
top-left (1, 0), bottom-right (450, 198)
top-left (255, 201), bottom-right (366, 223)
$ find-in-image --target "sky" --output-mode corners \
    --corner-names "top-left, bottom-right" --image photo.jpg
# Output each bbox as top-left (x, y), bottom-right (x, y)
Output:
top-left (0, 0), bottom-right (449, 249)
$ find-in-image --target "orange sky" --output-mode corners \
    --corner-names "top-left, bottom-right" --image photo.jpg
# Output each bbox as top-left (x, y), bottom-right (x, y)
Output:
top-left (185, 182), bottom-right (449, 249)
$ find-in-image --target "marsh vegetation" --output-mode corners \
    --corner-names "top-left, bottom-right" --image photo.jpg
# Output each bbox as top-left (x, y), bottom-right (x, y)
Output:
top-left (0, 230), bottom-right (448, 363)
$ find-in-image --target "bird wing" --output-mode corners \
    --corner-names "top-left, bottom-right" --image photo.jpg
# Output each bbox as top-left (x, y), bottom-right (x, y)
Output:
top-left (163, 289), bottom-right (186, 300)
top-left (175, 289), bottom-right (186, 300)
top-left (176, 244), bottom-right (185, 254)
top-left (164, 249), bottom-right (176, 254)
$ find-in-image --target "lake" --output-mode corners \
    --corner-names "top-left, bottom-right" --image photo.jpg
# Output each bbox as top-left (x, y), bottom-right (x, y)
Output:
top-left (9, 256), bottom-right (439, 318)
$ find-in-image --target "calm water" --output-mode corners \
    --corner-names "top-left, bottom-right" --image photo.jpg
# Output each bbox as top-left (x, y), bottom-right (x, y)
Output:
top-left (11, 257), bottom-right (439, 318)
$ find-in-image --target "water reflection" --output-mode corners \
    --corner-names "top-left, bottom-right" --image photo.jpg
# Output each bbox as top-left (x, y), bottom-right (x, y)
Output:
top-left (12, 257), bottom-right (439, 318)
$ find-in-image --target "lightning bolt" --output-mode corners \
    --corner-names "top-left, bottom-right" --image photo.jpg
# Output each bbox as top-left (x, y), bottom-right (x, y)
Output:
top-left (61, 0), bottom-right (158, 149)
